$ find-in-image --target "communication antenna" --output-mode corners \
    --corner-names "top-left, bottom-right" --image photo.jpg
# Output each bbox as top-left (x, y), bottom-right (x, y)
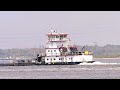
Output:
top-left (51, 27), bottom-right (54, 33)
top-left (55, 28), bottom-right (58, 33)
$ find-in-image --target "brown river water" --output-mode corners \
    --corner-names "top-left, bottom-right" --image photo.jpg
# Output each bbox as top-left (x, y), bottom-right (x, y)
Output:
top-left (0, 58), bottom-right (120, 79)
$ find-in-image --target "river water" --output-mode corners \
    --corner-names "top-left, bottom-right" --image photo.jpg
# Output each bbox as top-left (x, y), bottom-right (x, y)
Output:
top-left (0, 58), bottom-right (120, 79)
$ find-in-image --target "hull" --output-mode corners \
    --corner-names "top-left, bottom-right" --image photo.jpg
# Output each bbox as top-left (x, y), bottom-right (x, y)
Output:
top-left (35, 54), bottom-right (94, 65)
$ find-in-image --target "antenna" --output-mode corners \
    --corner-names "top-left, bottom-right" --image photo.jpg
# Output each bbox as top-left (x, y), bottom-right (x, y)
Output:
top-left (51, 27), bottom-right (54, 33)
top-left (55, 28), bottom-right (58, 33)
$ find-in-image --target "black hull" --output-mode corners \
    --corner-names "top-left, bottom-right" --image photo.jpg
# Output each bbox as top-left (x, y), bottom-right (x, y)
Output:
top-left (35, 61), bottom-right (95, 65)
top-left (0, 61), bottom-right (95, 66)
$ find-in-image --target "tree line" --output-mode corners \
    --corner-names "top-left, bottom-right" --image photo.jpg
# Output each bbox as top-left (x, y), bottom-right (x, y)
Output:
top-left (0, 44), bottom-right (120, 58)
top-left (77, 44), bottom-right (120, 58)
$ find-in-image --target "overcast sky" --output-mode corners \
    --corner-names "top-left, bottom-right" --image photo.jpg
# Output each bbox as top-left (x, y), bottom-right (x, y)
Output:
top-left (0, 11), bottom-right (120, 49)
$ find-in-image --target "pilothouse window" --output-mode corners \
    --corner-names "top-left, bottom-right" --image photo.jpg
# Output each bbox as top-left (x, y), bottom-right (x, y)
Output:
top-left (56, 36), bottom-right (59, 38)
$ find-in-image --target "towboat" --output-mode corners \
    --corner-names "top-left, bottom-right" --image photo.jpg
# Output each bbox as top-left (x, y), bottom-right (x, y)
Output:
top-left (35, 30), bottom-right (95, 65)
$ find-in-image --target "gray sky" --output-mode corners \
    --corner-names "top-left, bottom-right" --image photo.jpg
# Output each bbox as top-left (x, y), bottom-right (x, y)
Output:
top-left (0, 11), bottom-right (120, 49)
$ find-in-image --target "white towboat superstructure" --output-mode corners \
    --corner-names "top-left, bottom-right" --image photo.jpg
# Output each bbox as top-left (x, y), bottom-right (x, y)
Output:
top-left (36, 30), bottom-right (94, 65)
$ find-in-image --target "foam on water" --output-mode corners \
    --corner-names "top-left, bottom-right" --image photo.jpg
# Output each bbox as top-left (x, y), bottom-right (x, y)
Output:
top-left (78, 61), bottom-right (120, 65)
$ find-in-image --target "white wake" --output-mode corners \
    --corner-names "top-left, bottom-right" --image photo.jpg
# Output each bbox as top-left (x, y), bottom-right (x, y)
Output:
top-left (78, 61), bottom-right (120, 65)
